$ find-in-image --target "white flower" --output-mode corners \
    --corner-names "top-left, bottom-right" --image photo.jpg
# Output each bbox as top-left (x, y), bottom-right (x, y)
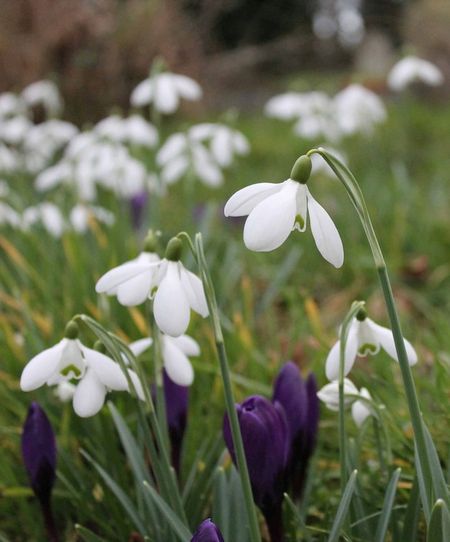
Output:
top-left (388, 56), bottom-right (444, 91)
top-left (96, 252), bottom-right (209, 337)
top-left (0, 202), bottom-right (21, 227)
top-left (351, 387), bottom-right (373, 427)
top-left (0, 143), bottom-right (20, 172)
top-left (22, 203), bottom-right (66, 238)
top-left (0, 116), bottom-right (33, 145)
top-left (20, 336), bottom-right (144, 417)
top-left (333, 84), bottom-right (386, 136)
top-left (54, 381), bottom-right (76, 402)
top-left (69, 204), bottom-right (115, 233)
top-left (264, 92), bottom-right (307, 120)
top-left (224, 175), bottom-right (344, 267)
top-left (94, 114), bottom-right (158, 148)
top-left (189, 123), bottom-right (250, 167)
top-left (0, 92), bottom-right (26, 119)
top-left (317, 378), bottom-right (359, 411)
top-left (21, 80), bottom-right (63, 117)
top-left (325, 313), bottom-right (418, 381)
top-left (130, 72), bottom-right (202, 113)
top-left (127, 335), bottom-right (199, 386)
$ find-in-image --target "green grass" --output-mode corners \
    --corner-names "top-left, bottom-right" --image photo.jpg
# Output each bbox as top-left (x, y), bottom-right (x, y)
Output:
top-left (0, 96), bottom-right (449, 541)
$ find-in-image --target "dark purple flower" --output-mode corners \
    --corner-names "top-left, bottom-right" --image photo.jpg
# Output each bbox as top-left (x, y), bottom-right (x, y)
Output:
top-left (130, 191), bottom-right (148, 230)
top-left (21, 402), bottom-right (59, 541)
top-left (163, 370), bottom-right (189, 475)
top-left (273, 362), bottom-right (319, 499)
top-left (223, 395), bottom-right (289, 541)
top-left (191, 518), bottom-right (224, 542)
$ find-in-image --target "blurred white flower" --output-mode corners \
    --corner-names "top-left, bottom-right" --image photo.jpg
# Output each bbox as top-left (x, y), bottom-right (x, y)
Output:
top-left (54, 381), bottom-right (76, 402)
top-left (94, 114), bottom-right (158, 148)
top-left (317, 378), bottom-right (359, 411)
top-left (189, 123), bottom-right (249, 167)
top-left (351, 387), bottom-right (373, 427)
top-left (224, 172), bottom-right (344, 267)
top-left (20, 333), bottom-right (144, 417)
top-left (333, 84), bottom-right (386, 136)
top-left (0, 144), bottom-right (20, 172)
top-left (69, 203), bottom-right (115, 233)
top-left (0, 116), bottom-right (33, 145)
top-left (21, 80), bottom-right (63, 117)
top-left (22, 203), bottom-right (65, 238)
top-left (264, 92), bottom-right (306, 120)
top-left (0, 92), bottom-right (26, 119)
top-left (325, 311), bottom-right (417, 381)
top-left (131, 71), bottom-right (202, 113)
top-left (388, 56), bottom-right (444, 91)
top-left (310, 146), bottom-right (346, 177)
top-left (0, 202), bottom-right (21, 227)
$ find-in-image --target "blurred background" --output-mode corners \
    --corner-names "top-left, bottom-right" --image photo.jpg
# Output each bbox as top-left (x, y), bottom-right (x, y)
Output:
top-left (1, 0), bottom-right (449, 122)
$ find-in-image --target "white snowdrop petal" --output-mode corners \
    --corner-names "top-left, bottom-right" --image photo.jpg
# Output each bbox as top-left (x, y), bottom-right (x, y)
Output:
top-left (168, 334), bottom-right (200, 356)
top-left (352, 400), bottom-right (371, 427)
top-left (20, 341), bottom-right (65, 391)
top-left (117, 271), bottom-right (153, 306)
top-left (369, 320), bottom-right (418, 365)
top-left (82, 347), bottom-right (129, 391)
top-left (211, 129), bottom-right (232, 167)
top-left (154, 262), bottom-right (190, 336)
top-left (174, 75), bottom-right (202, 101)
top-left (129, 338), bottom-right (153, 356)
top-left (307, 189), bottom-right (344, 268)
top-left (130, 80), bottom-right (152, 107)
top-left (163, 340), bottom-right (194, 386)
top-left (157, 133), bottom-right (187, 165)
top-left (325, 325), bottom-right (358, 381)
top-left (73, 370), bottom-right (107, 417)
top-left (154, 75), bottom-right (178, 114)
top-left (179, 266), bottom-right (209, 318)
top-left (243, 181), bottom-right (297, 251)
top-left (294, 183), bottom-right (308, 232)
top-left (224, 182), bottom-right (282, 217)
top-left (161, 156), bottom-right (189, 185)
top-left (95, 261), bottom-right (157, 294)
top-left (317, 378), bottom-right (358, 411)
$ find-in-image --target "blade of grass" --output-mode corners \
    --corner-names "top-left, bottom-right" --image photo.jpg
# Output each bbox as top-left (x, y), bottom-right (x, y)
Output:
top-left (327, 470), bottom-right (358, 542)
top-left (374, 468), bottom-right (401, 542)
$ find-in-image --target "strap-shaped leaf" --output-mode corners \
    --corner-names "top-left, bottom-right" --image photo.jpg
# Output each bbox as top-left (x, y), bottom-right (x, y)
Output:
top-left (427, 499), bottom-right (450, 542)
top-left (374, 468), bottom-right (401, 542)
top-left (327, 470), bottom-right (358, 542)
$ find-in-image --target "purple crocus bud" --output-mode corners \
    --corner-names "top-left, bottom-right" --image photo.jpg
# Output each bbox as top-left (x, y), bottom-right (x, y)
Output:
top-left (21, 402), bottom-right (59, 541)
top-left (163, 369), bottom-right (189, 475)
top-left (129, 190), bottom-right (148, 230)
top-left (191, 518), bottom-right (224, 542)
top-left (223, 395), bottom-right (289, 541)
top-left (272, 362), bottom-right (319, 499)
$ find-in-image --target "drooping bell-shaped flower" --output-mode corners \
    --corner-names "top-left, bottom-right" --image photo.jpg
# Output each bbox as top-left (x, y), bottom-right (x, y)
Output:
top-left (325, 307), bottom-right (417, 381)
top-left (387, 56), bottom-right (444, 92)
top-left (20, 322), bottom-right (144, 417)
top-left (317, 378), bottom-right (359, 411)
top-left (351, 387), bottom-right (373, 427)
top-left (191, 518), bottom-right (224, 542)
top-left (224, 155), bottom-right (344, 267)
top-left (21, 402), bottom-right (59, 541)
top-left (273, 362), bottom-right (319, 498)
top-left (223, 395), bottom-right (289, 542)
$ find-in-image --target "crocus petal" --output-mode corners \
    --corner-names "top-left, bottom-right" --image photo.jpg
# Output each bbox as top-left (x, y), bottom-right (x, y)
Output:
top-left (179, 266), bottom-right (209, 318)
top-left (368, 320), bottom-right (418, 365)
top-left (307, 189), bottom-right (344, 268)
top-left (243, 180), bottom-right (297, 251)
top-left (96, 261), bottom-right (157, 294)
top-left (168, 334), bottom-right (200, 356)
top-left (325, 322), bottom-right (358, 381)
top-left (73, 370), bottom-right (107, 417)
top-left (163, 340), bottom-right (194, 386)
top-left (224, 182), bottom-right (282, 217)
top-left (117, 270), bottom-right (152, 306)
top-left (20, 340), bottom-right (65, 391)
top-left (154, 262), bottom-right (190, 336)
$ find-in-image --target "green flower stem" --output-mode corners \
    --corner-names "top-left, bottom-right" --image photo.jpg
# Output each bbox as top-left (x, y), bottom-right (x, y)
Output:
top-left (307, 148), bottom-right (444, 508)
top-left (338, 301), bottom-right (365, 494)
top-left (193, 232), bottom-right (262, 542)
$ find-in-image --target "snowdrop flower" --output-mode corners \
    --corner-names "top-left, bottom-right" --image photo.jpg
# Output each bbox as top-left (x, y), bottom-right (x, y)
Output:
top-left (325, 307), bottom-right (418, 381)
top-left (22, 203), bottom-right (65, 238)
top-left (96, 237), bottom-right (208, 336)
top-left (388, 56), bottom-right (444, 91)
top-left (157, 131), bottom-right (224, 187)
top-left (21, 80), bottom-right (63, 117)
top-left (0, 202), bottom-right (21, 227)
top-left (20, 322), bottom-right (144, 417)
top-left (189, 123), bottom-right (250, 167)
top-left (0, 116), bottom-right (33, 145)
top-left (0, 143), bottom-right (20, 172)
top-left (130, 334), bottom-right (199, 386)
top-left (54, 381), bottom-right (76, 402)
top-left (224, 155), bottom-right (344, 267)
top-left (351, 387), bottom-right (373, 427)
top-left (130, 71), bottom-right (202, 113)
top-left (264, 92), bottom-right (307, 120)
top-left (94, 114), bottom-right (158, 148)
top-left (69, 204), bottom-right (115, 233)
top-left (333, 84), bottom-right (386, 136)
top-left (0, 92), bottom-right (26, 119)
top-left (317, 378), bottom-right (359, 411)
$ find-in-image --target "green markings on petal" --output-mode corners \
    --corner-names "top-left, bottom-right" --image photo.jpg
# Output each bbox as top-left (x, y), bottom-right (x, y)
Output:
top-left (358, 343), bottom-right (377, 356)
top-left (60, 364), bottom-right (82, 378)
top-left (295, 214), bottom-right (305, 231)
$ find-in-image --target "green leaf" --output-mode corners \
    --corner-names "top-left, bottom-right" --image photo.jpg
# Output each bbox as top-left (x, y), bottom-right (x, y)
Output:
top-left (143, 481), bottom-right (192, 542)
top-left (402, 476), bottom-right (421, 542)
top-left (327, 470), bottom-right (358, 542)
top-left (415, 445), bottom-right (432, 521)
top-left (427, 499), bottom-right (450, 542)
top-left (423, 424), bottom-right (450, 505)
top-left (75, 524), bottom-right (108, 542)
top-left (374, 468), bottom-right (401, 542)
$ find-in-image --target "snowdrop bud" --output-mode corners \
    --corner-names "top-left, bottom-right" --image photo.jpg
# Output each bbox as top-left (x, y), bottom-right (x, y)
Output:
top-left (64, 321), bottom-right (79, 340)
top-left (143, 230), bottom-right (159, 253)
top-left (165, 237), bottom-right (183, 261)
top-left (191, 518), bottom-right (224, 542)
top-left (290, 155), bottom-right (312, 184)
top-left (356, 307), bottom-right (367, 321)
